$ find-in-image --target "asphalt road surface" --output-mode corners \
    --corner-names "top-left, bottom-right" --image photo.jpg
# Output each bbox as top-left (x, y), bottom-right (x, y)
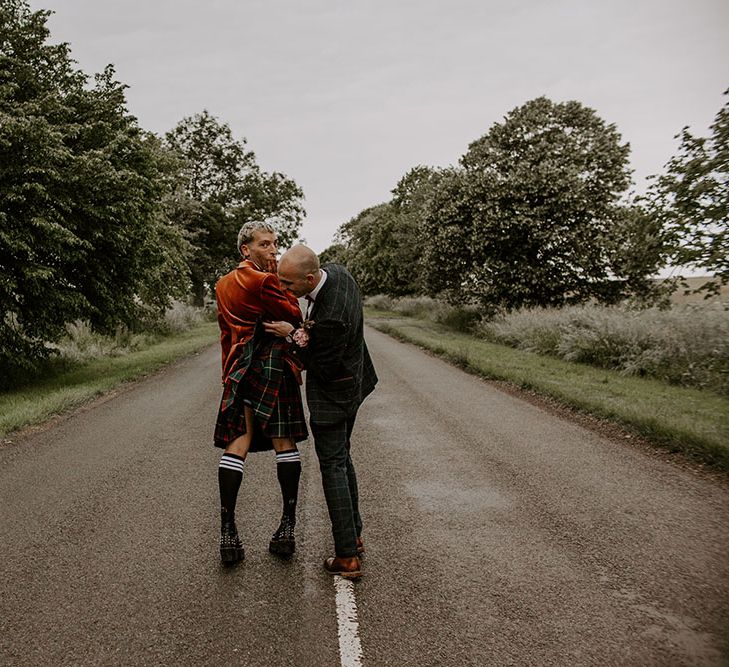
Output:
top-left (1, 327), bottom-right (728, 666)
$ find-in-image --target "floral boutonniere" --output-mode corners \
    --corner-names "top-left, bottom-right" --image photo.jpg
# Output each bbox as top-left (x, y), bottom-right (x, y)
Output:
top-left (292, 319), bottom-right (314, 348)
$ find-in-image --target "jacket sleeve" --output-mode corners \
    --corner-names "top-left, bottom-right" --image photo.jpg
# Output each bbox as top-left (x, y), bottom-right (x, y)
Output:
top-left (301, 317), bottom-right (350, 382)
top-left (215, 288), bottom-right (231, 379)
top-left (260, 273), bottom-right (302, 325)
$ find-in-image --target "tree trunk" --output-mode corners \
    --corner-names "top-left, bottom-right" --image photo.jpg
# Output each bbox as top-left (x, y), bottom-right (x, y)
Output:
top-left (191, 281), bottom-right (205, 307)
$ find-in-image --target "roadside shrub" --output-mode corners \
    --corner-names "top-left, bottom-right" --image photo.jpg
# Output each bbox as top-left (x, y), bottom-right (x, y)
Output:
top-left (53, 321), bottom-right (153, 363)
top-left (366, 295), bottom-right (483, 333)
top-left (50, 302), bottom-right (208, 363)
top-left (160, 301), bottom-right (206, 334)
top-left (365, 294), bottom-right (728, 393)
top-left (391, 296), bottom-right (441, 319)
top-left (478, 303), bottom-right (729, 395)
top-left (364, 294), bottom-right (394, 311)
top-left (434, 305), bottom-right (482, 333)
top-left (477, 308), bottom-right (565, 355)
top-left (0, 303), bottom-right (210, 392)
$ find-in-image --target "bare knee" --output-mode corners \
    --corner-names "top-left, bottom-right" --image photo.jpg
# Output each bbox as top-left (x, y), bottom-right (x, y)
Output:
top-left (272, 438), bottom-right (297, 453)
top-left (225, 434), bottom-right (250, 458)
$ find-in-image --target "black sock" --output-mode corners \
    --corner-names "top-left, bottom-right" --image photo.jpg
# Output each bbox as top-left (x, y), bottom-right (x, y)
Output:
top-left (218, 453), bottom-right (245, 524)
top-left (275, 449), bottom-right (301, 521)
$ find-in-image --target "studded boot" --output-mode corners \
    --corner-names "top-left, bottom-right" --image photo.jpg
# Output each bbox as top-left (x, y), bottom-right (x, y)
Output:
top-left (220, 519), bottom-right (244, 565)
top-left (268, 514), bottom-right (296, 557)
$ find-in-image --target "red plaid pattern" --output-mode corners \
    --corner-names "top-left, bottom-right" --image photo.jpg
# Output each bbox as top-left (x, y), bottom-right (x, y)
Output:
top-left (214, 335), bottom-right (307, 451)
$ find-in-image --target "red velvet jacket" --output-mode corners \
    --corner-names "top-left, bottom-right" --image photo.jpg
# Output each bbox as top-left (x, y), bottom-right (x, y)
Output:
top-left (215, 260), bottom-right (302, 381)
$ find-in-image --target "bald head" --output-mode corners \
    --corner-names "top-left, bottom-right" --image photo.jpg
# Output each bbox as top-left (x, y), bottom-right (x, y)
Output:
top-left (278, 244), bottom-right (322, 297)
top-left (280, 244), bottom-right (319, 274)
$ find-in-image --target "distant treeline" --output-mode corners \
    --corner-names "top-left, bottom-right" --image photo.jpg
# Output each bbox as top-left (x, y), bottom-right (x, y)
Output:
top-left (322, 94), bottom-right (728, 314)
top-left (1, 1), bottom-right (304, 379)
top-left (2, 0), bottom-right (727, 382)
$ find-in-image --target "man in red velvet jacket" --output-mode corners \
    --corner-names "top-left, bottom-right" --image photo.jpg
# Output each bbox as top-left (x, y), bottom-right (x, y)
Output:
top-left (213, 220), bottom-right (306, 565)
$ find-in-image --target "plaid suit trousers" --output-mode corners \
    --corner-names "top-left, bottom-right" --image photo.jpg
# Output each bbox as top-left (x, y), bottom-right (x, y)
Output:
top-left (311, 415), bottom-right (362, 557)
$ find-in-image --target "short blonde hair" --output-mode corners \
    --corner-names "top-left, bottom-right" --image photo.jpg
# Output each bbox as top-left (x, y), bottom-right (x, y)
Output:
top-left (237, 220), bottom-right (277, 255)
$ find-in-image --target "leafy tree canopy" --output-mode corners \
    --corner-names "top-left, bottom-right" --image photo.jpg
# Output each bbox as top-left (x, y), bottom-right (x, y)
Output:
top-left (335, 203), bottom-right (415, 296)
top-left (0, 0), bottom-right (190, 378)
top-left (425, 97), bottom-right (637, 309)
top-left (164, 112), bottom-right (305, 302)
top-left (648, 89), bottom-right (729, 296)
top-left (323, 166), bottom-right (443, 297)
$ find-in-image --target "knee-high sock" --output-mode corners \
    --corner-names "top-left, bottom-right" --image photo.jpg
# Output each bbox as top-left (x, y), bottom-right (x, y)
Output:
top-left (276, 449), bottom-right (301, 521)
top-left (218, 453), bottom-right (245, 523)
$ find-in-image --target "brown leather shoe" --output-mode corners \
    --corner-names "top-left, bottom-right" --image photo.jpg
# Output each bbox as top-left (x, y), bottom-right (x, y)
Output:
top-left (356, 537), bottom-right (365, 555)
top-left (323, 555), bottom-right (362, 579)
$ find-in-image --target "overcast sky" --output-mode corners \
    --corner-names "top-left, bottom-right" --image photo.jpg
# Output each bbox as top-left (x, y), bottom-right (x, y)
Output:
top-left (33, 0), bottom-right (729, 252)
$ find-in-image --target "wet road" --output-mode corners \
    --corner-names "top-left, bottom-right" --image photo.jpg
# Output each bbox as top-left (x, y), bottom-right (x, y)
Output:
top-left (1, 327), bottom-right (728, 666)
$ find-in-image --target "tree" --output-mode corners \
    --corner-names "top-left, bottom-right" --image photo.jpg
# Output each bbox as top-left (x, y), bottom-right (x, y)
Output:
top-left (421, 169), bottom-right (486, 303)
top-left (0, 0), bottom-right (190, 379)
top-left (165, 112), bottom-right (305, 303)
top-left (425, 97), bottom-right (636, 309)
top-left (335, 204), bottom-right (399, 295)
top-left (601, 202), bottom-right (670, 304)
top-left (390, 165), bottom-right (441, 213)
top-left (648, 89), bottom-right (729, 296)
top-left (389, 166), bottom-right (444, 295)
top-left (0, 0), bottom-right (85, 370)
top-left (234, 169), bottom-right (306, 248)
top-left (327, 166), bottom-right (442, 297)
top-left (60, 67), bottom-right (192, 328)
top-left (334, 201), bottom-right (423, 297)
top-left (318, 242), bottom-right (347, 266)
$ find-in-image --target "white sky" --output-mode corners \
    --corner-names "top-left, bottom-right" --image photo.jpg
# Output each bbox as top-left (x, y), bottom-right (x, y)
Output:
top-left (33, 0), bottom-right (729, 252)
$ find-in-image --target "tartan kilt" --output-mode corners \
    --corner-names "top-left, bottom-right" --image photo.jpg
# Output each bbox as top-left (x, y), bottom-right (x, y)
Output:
top-left (214, 336), bottom-right (308, 451)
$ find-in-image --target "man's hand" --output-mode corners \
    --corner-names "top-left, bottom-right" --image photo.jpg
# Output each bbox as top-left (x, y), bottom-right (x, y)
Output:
top-left (264, 320), bottom-right (295, 338)
top-left (265, 257), bottom-right (278, 274)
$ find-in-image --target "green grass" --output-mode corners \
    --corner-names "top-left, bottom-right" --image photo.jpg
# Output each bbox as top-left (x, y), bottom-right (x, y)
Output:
top-left (0, 321), bottom-right (218, 438)
top-left (365, 310), bottom-right (729, 472)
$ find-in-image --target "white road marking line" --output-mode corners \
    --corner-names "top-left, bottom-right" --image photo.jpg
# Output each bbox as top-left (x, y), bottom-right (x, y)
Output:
top-left (334, 576), bottom-right (364, 667)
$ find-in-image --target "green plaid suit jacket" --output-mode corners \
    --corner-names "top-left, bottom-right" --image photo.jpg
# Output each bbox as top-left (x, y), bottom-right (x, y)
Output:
top-left (302, 263), bottom-right (378, 425)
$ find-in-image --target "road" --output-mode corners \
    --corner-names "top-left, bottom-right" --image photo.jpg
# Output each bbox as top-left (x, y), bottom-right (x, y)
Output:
top-left (1, 327), bottom-right (728, 666)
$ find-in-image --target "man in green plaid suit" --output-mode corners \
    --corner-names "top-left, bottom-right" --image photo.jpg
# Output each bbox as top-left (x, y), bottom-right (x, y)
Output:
top-left (265, 245), bottom-right (378, 579)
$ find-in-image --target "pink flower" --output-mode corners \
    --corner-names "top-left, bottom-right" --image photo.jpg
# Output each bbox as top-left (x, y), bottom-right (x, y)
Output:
top-left (292, 328), bottom-right (310, 348)
top-left (291, 319), bottom-right (314, 348)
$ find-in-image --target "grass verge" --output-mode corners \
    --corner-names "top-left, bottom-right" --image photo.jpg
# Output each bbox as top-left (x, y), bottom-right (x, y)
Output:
top-left (0, 321), bottom-right (218, 439)
top-left (365, 309), bottom-right (729, 473)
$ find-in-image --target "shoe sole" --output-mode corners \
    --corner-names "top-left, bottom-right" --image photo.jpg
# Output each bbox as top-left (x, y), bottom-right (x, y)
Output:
top-left (336, 571), bottom-right (362, 579)
top-left (269, 540), bottom-right (295, 558)
top-left (324, 565), bottom-right (362, 579)
top-left (325, 569), bottom-right (362, 579)
top-left (220, 547), bottom-right (245, 565)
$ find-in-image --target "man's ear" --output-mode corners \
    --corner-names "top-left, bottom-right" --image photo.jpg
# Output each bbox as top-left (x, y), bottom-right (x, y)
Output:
top-left (240, 244), bottom-right (249, 258)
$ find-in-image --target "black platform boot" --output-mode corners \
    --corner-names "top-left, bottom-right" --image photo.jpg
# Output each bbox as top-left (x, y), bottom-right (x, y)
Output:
top-left (268, 514), bottom-right (295, 558)
top-left (220, 517), bottom-right (245, 565)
